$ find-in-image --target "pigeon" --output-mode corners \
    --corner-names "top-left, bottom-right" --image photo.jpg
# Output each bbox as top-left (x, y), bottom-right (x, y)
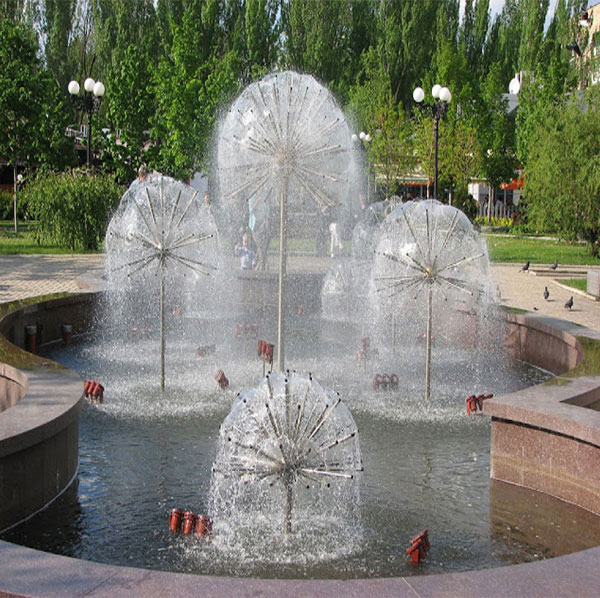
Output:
top-left (550, 258), bottom-right (558, 270)
top-left (520, 261), bottom-right (530, 272)
top-left (543, 287), bottom-right (549, 300)
top-left (564, 296), bottom-right (574, 310)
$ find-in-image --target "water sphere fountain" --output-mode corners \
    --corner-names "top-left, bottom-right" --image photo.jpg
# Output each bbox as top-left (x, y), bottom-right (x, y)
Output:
top-left (372, 199), bottom-right (492, 400)
top-left (105, 174), bottom-right (220, 390)
top-left (210, 371), bottom-right (362, 543)
top-left (217, 70), bottom-right (355, 371)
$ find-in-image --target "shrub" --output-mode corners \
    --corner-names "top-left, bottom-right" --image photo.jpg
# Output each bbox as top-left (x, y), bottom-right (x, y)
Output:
top-left (0, 191), bottom-right (13, 220)
top-left (23, 169), bottom-right (123, 251)
top-left (475, 216), bottom-right (513, 228)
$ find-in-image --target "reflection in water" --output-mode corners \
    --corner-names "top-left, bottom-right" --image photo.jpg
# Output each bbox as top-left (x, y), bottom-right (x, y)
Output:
top-left (489, 479), bottom-right (600, 564)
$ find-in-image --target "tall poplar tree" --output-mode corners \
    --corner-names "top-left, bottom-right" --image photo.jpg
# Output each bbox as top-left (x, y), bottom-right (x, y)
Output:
top-left (518, 0), bottom-right (550, 75)
top-left (245, 0), bottom-right (279, 80)
top-left (376, 0), bottom-right (441, 108)
top-left (150, 0), bottom-right (240, 178)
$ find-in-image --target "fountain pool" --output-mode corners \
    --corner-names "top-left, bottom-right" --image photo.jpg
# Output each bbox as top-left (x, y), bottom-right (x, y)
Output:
top-left (4, 322), bottom-right (600, 579)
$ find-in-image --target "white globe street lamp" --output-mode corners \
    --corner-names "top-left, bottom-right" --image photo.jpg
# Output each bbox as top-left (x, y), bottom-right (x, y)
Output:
top-left (509, 76), bottom-right (521, 96)
top-left (68, 77), bottom-right (105, 167)
top-left (413, 83), bottom-right (452, 200)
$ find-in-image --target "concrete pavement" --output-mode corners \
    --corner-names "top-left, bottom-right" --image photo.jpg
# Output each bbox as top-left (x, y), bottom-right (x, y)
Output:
top-left (0, 255), bottom-right (104, 304)
top-left (492, 262), bottom-right (600, 330)
top-left (1, 254), bottom-right (600, 332)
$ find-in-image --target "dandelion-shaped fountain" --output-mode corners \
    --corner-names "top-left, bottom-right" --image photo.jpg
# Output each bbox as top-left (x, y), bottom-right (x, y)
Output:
top-left (105, 174), bottom-right (219, 390)
top-left (210, 371), bottom-right (362, 541)
top-left (372, 200), bottom-right (492, 400)
top-left (217, 71), bottom-right (355, 371)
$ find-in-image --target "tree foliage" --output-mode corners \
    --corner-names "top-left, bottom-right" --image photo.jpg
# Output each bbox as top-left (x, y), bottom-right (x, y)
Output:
top-left (0, 19), bottom-right (74, 174)
top-left (2, 0), bottom-right (596, 254)
top-left (525, 87), bottom-right (600, 255)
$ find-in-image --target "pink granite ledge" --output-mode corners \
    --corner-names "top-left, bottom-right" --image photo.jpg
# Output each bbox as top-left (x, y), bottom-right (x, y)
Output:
top-left (0, 363), bottom-right (28, 413)
top-left (483, 375), bottom-right (600, 447)
top-left (1, 539), bottom-right (600, 598)
top-left (0, 368), bottom-right (82, 458)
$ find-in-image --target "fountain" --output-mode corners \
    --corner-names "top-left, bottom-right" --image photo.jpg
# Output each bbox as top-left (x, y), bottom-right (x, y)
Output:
top-left (217, 70), bottom-right (356, 371)
top-left (371, 199), bottom-right (493, 401)
top-left (104, 174), bottom-right (220, 390)
top-left (5, 72), bottom-right (600, 588)
top-left (210, 371), bottom-right (362, 542)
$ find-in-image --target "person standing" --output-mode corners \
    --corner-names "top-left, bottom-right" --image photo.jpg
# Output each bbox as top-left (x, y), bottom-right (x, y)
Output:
top-left (235, 232), bottom-right (257, 270)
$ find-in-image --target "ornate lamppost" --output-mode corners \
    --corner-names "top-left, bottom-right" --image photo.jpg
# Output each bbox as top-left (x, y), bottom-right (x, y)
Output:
top-left (67, 78), bottom-right (105, 167)
top-left (413, 84), bottom-right (452, 200)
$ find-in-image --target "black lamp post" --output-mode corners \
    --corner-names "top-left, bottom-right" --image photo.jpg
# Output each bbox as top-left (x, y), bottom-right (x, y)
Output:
top-left (68, 78), bottom-right (105, 167)
top-left (413, 84), bottom-right (452, 200)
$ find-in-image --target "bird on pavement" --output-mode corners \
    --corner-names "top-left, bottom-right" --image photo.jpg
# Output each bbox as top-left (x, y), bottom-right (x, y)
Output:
top-left (550, 258), bottom-right (558, 270)
top-left (564, 296), bottom-right (574, 310)
top-left (520, 260), bottom-right (530, 272)
top-left (543, 287), bottom-right (549, 300)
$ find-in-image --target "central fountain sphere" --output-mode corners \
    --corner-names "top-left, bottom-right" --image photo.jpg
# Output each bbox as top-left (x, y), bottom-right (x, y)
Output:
top-left (217, 70), bottom-right (357, 262)
top-left (217, 70), bottom-right (355, 212)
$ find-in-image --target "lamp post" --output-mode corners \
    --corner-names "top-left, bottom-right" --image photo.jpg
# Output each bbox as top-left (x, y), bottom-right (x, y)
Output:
top-left (351, 131), bottom-right (372, 202)
top-left (413, 84), bottom-right (452, 200)
top-left (68, 77), bottom-right (105, 167)
top-left (12, 172), bottom-right (23, 234)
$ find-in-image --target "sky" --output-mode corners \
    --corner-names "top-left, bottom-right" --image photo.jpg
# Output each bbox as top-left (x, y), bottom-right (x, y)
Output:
top-left (460, 0), bottom-right (599, 22)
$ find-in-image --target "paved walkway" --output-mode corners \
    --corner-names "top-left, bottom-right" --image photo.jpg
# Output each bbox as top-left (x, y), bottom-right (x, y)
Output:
top-left (1, 254), bottom-right (600, 332)
top-left (0, 255), bottom-right (104, 304)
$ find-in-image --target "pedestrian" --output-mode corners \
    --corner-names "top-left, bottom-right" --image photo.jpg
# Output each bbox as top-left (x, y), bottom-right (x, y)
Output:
top-left (234, 232), bottom-right (257, 270)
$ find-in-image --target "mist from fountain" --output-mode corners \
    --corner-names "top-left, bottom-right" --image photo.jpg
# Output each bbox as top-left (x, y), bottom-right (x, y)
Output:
top-left (217, 70), bottom-right (358, 371)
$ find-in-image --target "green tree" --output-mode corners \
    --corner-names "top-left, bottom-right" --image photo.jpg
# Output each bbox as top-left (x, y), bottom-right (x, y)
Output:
top-left (367, 97), bottom-right (414, 198)
top-left (348, 46), bottom-right (391, 132)
top-left (92, 0), bottom-right (161, 76)
top-left (477, 63), bottom-right (517, 219)
top-left (0, 19), bottom-right (74, 231)
top-left (40, 0), bottom-right (77, 91)
top-left (99, 43), bottom-right (155, 182)
top-left (151, 2), bottom-right (240, 178)
top-left (245, 0), bottom-right (279, 80)
top-left (412, 111), bottom-right (478, 202)
top-left (525, 87), bottom-right (600, 255)
top-left (282, 0), bottom-right (359, 102)
top-left (487, 0), bottom-right (521, 85)
top-left (375, 0), bottom-right (442, 108)
top-left (459, 0), bottom-right (490, 81)
top-left (518, 0), bottom-right (550, 75)
top-left (443, 119), bottom-right (481, 205)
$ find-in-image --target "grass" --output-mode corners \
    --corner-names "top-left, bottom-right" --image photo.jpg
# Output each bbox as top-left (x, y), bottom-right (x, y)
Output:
top-left (483, 233), bottom-right (600, 266)
top-left (0, 220), bottom-right (98, 255)
top-left (557, 278), bottom-right (588, 292)
top-left (2, 218), bottom-right (600, 265)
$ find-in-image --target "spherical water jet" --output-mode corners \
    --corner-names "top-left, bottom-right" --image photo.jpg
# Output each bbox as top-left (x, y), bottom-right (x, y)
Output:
top-left (371, 200), bottom-right (494, 401)
top-left (218, 71), bottom-right (357, 372)
top-left (210, 371), bottom-right (362, 549)
top-left (105, 174), bottom-right (220, 390)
